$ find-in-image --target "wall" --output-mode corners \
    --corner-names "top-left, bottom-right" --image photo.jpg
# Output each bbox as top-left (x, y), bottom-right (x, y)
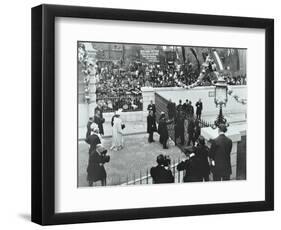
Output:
top-left (143, 85), bottom-right (247, 119)
top-left (0, 0), bottom-right (279, 230)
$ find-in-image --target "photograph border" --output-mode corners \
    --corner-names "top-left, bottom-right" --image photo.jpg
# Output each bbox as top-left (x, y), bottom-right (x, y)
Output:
top-left (31, 4), bottom-right (274, 225)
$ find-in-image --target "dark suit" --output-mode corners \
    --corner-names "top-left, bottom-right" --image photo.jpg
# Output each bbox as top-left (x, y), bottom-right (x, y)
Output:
top-left (158, 117), bottom-right (172, 148)
top-left (177, 145), bottom-right (210, 182)
top-left (167, 102), bottom-right (176, 119)
top-left (175, 113), bottom-right (185, 145)
top-left (176, 104), bottom-right (183, 112)
top-left (150, 165), bottom-right (174, 184)
top-left (147, 114), bottom-right (157, 142)
top-left (187, 119), bottom-right (195, 146)
top-left (209, 134), bottom-right (233, 180)
top-left (94, 115), bottom-right (105, 135)
top-left (147, 104), bottom-right (156, 115)
top-left (195, 101), bottom-right (203, 119)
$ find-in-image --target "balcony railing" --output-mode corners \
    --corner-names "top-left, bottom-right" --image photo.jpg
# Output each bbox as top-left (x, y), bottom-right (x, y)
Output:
top-left (96, 94), bottom-right (143, 113)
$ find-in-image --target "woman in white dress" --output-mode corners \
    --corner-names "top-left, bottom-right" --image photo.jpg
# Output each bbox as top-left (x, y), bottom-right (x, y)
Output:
top-left (111, 110), bottom-right (124, 151)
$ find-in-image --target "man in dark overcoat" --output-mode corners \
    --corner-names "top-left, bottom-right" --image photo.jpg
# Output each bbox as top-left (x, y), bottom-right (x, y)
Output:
top-left (195, 98), bottom-right (203, 120)
top-left (87, 144), bottom-right (109, 186)
top-left (94, 110), bottom-right (105, 135)
top-left (147, 110), bottom-right (157, 143)
top-left (158, 112), bottom-right (173, 149)
top-left (209, 124), bottom-right (233, 181)
top-left (167, 99), bottom-right (175, 119)
top-left (188, 101), bottom-right (194, 118)
top-left (182, 99), bottom-right (189, 117)
top-left (187, 118), bottom-right (195, 146)
top-left (175, 110), bottom-right (185, 145)
top-left (176, 99), bottom-right (183, 112)
top-left (150, 154), bottom-right (174, 184)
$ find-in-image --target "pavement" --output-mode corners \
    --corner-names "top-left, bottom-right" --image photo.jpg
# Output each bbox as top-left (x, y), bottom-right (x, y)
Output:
top-left (78, 132), bottom-right (185, 187)
top-left (79, 121), bottom-right (146, 141)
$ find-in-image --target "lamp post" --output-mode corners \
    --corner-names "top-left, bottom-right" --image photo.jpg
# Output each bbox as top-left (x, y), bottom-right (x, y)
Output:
top-left (212, 76), bottom-right (229, 128)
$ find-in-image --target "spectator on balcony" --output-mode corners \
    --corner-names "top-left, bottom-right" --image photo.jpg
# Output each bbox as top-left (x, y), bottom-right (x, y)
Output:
top-left (209, 124), bottom-right (233, 181)
top-left (94, 110), bottom-right (105, 136)
top-left (147, 110), bottom-right (157, 143)
top-left (158, 112), bottom-right (173, 149)
top-left (150, 154), bottom-right (174, 184)
top-left (195, 99), bottom-right (203, 120)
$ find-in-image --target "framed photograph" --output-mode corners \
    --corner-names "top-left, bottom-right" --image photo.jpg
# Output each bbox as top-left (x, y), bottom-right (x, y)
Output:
top-left (31, 4), bottom-right (274, 225)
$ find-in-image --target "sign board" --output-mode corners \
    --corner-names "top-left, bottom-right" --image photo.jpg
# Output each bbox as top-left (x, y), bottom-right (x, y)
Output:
top-left (140, 49), bottom-right (159, 63)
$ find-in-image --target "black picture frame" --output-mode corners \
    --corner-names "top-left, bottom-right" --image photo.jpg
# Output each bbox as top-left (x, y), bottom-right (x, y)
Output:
top-left (31, 4), bottom-right (274, 225)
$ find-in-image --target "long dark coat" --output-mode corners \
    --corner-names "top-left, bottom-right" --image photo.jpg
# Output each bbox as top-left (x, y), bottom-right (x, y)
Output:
top-left (167, 102), bottom-right (176, 119)
top-left (177, 158), bottom-right (202, 182)
top-left (150, 165), bottom-right (174, 184)
top-left (147, 104), bottom-right (156, 114)
top-left (147, 115), bottom-right (157, 133)
top-left (209, 134), bottom-right (233, 177)
top-left (87, 150), bottom-right (107, 182)
top-left (94, 115), bottom-right (105, 135)
top-left (175, 113), bottom-right (185, 138)
top-left (158, 117), bottom-right (170, 139)
top-left (195, 144), bottom-right (210, 177)
top-left (195, 101), bottom-right (203, 115)
top-left (85, 133), bottom-right (101, 155)
top-left (177, 146), bottom-right (210, 182)
top-left (188, 119), bottom-right (195, 135)
top-left (194, 125), bottom-right (201, 141)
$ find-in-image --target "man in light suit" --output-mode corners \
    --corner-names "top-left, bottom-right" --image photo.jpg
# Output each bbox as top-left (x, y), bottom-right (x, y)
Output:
top-left (209, 124), bottom-right (233, 181)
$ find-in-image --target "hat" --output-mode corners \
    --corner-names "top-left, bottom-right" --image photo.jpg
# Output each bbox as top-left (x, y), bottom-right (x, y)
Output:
top-left (90, 123), bottom-right (99, 133)
top-left (156, 154), bottom-right (165, 165)
top-left (116, 108), bottom-right (123, 116)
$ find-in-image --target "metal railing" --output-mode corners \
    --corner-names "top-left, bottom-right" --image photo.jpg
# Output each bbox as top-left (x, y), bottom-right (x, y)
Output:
top-left (118, 157), bottom-right (185, 186)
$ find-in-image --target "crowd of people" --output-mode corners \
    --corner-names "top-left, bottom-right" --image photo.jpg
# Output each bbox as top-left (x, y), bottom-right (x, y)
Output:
top-left (147, 97), bottom-right (233, 183)
top-left (146, 98), bottom-right (203, 149)
top-left (84, 97), bottom-right (233, 186)
top-left (150, 124), bottom-right (233, 183)
top-left (82, 59), bottom-right (245, 112)
top-left (81, 55), bottom-right (237, 186)
top-left (84, 102), bottom-right (127, 186)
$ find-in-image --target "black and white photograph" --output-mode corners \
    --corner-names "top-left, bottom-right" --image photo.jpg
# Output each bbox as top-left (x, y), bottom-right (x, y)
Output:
top-left (77, 42), bottom-right (247, 187)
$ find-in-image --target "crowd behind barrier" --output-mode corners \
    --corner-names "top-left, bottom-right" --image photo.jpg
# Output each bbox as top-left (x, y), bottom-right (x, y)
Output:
top-left (79, 60), bottom-right (246, 112)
